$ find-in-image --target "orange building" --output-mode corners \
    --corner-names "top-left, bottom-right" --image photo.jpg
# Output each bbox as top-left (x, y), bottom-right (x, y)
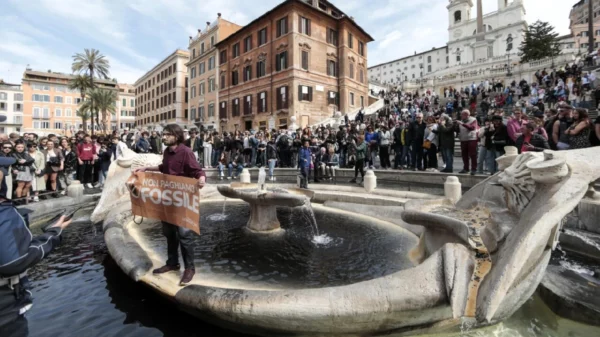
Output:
top-left (216, 0), bottom-right (373, 132)
top-left (21, 69), bottom-right (126, 135)
top-left (187, 14), bottom-right (242, 132)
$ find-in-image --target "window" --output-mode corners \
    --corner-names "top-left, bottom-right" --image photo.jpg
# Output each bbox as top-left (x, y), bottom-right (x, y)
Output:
top-left (200, 82), bottom-right (205, 95)
top-left (301, 50), bottom-right (309, 70)
top-left (220, 74), bottom-right (226, 88)
top-left (243, 65), bottom-right (252, 81)
top-left (258, 28), bottom-right (268, 46)
top-left (191, 86), bottom-right (196, 98)
top-left (276, 86), bottom-right (288, 109)
top-left (232, 98), bottom-right (240, 117)
top-left (33, 107), bottom-right (40, 118)
top-left (131, 99), bottom-right (135, 107)
top-left (359, 69), bottom-right (364, 83)
top-left (327, 60), bottom-right (337, 76)
top-left (199, 106), bottom-right (205, 120)
top-left (258, 91), bottom-right (268, 113)
top-left (327, 28), bottom-right (338, 46)
top-left (244, 36), bottom-right (253, 52)
top-left (208, 56), bottom-right (215, 70)
top-left (208, 78), bottom-right (216, 92)
top-left (358, 42), bottom-right (364, 56)
top-left (232, 71), bottom-right (239, 86)
top-left (428, 65), bottom-right (432, 72)
top-left (66, 97), bottom-right (72, 104)
top-left (32, 94), bottom-right (50, 102)
top-left (32, 84), bottom-right (50, 91)
top-left (55, 108), bottom-right (62, 117)
top-left (121, 98), bottom-right (126, 107)
top-left (0, 102), bottom-right (5, 111)
top-left (191, 66), bottom-right (196, 79)
top-left (33, 121), bottom-right (49, 129)
top-left (257, 60), bottom-right (266, 78)
top-left (275, 51), bottom-right (288, 71)
top-left (54, 122), bottom-right (63, 130)
top-left (201, 43), bottom-right (205, 54)
top-left (14, 93), bottom-right (23, 101)
top-left (76, 98), bottom-right (82, 104)
top-left (42, 107), bottom-right (49, 118)
top-left (233, 43), bottom-right (240, 58)
top-left (327, 91), bottom-right (338, 105)
top-left (211, 36), bottom-right (215, 48)
top-left (192, 48), bottom-right (196, 58)
top-left (276, 16), bottom-right (288, 37)
top-left (190, 107), bottom-right (197, 120)
top-left (219, 101), bottom-right (227, 119)
top-left (243, 95), bottom-right (252, 115)
top-left (13, 103), bottom-right (22, 112)
top-left (454, 10), bottom-right (461, 23)
top-left (208, 103), bottom-right (215, 117)
top-left (349, 63), bottom-right (354, 79)
top-left (350, 92), bottom-right (355, 106)
top-left (199, 62), bottom-right (206, 75)
top-left (298, 85), bottom-right (312, 102)
top-left (348, 32), bottom-right (353, 49)
top-left (13, 116), bottom-right (22, 124)
top-left (54, 96), bottom-right (63, 103)
top-left (220, 50), bottom-right (227, 64)
top-left (427, 56), bottom-right (432, 63)
top-left (299, 17), bottom-right (311, 35)
top-left (456, 55), bottom-right (461, 62)
top-left (360, 96), bottom-right (364, 108)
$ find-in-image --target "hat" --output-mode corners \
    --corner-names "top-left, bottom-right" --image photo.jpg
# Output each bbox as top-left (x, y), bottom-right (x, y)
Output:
top-left (0, 157), bottom-right (16, 167)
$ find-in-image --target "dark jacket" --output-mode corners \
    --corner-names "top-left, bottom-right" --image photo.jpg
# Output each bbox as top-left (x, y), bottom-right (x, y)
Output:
top-left (407, 121), bottom-right (426, 145)
top-left (184, 137), bottom-right (203, 156)
top-left (10, 152), bottom-right (34, 172)
top-left (136, 138), bottom-right (150, 153)
top-left (149, 136), bottom-right (162, 154)
top-left (62, 149), bottom-right (78, 173)
top-left (298, 147), bottom-right (311, 168)
top-left (484, 124), bottom-right (509, 152)
top-left (515, 133), bottom-right (550, 154)
top-left (0, 201), bottom-right (63, 327)
top-left (266, 143), bottom-right (278, 161)
top-left (436, 124), bottom-right (456, 150)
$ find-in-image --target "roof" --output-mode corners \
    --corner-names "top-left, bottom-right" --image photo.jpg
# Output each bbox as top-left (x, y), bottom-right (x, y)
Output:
top-left (23, 70), bottom-right (117, 85)
top-left (216, 0), bottom-right (374, 48)
top-left (134, 49), bottom-right (189, 86)
top-left (368, 46), bottom-right (448, 70)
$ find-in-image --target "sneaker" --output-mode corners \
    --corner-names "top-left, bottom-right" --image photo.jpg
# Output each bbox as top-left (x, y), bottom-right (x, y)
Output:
top-left (60, 191), bottom-right (66, 196)
top-left (179, 268), bottom-right (195, 285)
top-left (227, 177), bottom-right (232, 180)
top-left (458, 170), bottom-right (469, 174)
top-left (93, 183), bottom-right (101, 188)
top-left (153, 264), bottom-right (180, 274)
top-left (85, 183), bottom-right (93, 189)
top-left (349, 178), bottom-right (357, 183)
top-left (33, 196), bottom-right (39, 202)
top-left (471, 171), bottom-right (476, 176)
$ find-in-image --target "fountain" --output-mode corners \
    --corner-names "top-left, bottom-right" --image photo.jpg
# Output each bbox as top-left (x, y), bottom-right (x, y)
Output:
top-left (90, 146), bottom-right (600, 336)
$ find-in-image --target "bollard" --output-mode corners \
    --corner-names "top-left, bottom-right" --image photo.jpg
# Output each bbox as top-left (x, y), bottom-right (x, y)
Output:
top-left (240, 169), bottom-right (251, 184)
top-left (363, 170), bottom-right (377, 193)
top-left (444, 176), bottom-right (462, 204)
top-left (67, 180), bottom-right (85, 199)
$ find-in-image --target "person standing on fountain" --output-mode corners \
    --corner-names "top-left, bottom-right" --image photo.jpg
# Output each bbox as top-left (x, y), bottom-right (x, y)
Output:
top-left (133, 124), bottom-right (206, 285)
top-left (298, 139), bottom-right (311, 189)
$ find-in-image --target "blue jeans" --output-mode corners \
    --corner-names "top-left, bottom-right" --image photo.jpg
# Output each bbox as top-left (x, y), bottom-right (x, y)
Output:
top-left (300, 166), bottom-right (309, 188)
top-left (440, 148), bottom-right (454, 171)
top-left (217, 163), bottom-right (225, 176)
top-left (212, 149), bottom-right (221, 167)
top-left (477, 146), bottom-right (488, 173)
top-left (486, 148), bottom-right (503, 174)
top-left (251, 148), bottom-right (257, 167)
top-left (228, 163), bottom-right (244, 177)
top-left (401, 145), bottom-right (412, 167)
top-left (339, 148), bottom-right (347, 168)
top-left (268, 159), bottom-right (277, 178)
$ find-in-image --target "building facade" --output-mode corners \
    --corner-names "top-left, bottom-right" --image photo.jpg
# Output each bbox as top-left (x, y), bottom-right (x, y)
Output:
top-left (134, 49), bottom-right (190, 129)
top-left (21, 70), bottom-right (120, 135)
top-left (187, 15), bottom-right (242, 133)
top-left (0, 81), bottom-right (24, 134)
top-left (115, 83), bottom-right (136, 131)
top-left (216, 0), bottom-right (373, 132)
top-left (369, 0), bottom-right (529, 90)
top-left (569, 0), bottom-right (600, 51)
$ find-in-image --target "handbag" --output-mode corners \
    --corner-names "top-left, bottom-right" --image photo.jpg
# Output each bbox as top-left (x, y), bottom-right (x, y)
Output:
top-left (423, 139), bottom-right (432, 149)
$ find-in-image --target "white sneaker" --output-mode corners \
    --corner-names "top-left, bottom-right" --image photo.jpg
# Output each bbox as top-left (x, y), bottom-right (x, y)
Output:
top-left (85, 183), bottom-right (93, 188)
top-left (227, 177), bottom-right (232, 180)
top-left (33, 196), bottom-right (39, 202)
top-left (60, 191), bottom-right (66, 196)
top-left (93, 183), bottom-right (101, 188)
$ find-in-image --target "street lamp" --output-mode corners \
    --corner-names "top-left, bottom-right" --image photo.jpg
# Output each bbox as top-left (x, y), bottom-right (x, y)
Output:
top-left (506, 34), bottom-right (513, 77)
top-left (419, 64), bottom-right (424, 89)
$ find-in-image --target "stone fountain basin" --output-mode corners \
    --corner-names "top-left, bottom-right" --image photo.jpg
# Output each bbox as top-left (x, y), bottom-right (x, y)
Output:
top-left (101, 198), bottom-right (477, 336)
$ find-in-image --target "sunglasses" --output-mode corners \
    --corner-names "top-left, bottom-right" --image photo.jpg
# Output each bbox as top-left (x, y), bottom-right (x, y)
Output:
top-left (3, 146), bottom-right (13, 150)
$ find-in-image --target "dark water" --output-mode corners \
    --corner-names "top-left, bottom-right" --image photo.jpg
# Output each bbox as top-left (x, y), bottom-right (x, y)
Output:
top-left (142, 203), bottom-right (416, 288)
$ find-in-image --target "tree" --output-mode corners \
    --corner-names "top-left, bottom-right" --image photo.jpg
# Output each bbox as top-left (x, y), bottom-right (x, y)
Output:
top-left (71, 48), bottom-right (110, 136)
top-left (76, 108), bottom-right (91, 133)
top-left (518, 20), bottom-right (561, 63)
top-left (68, 74), bottom-right (91, 112)
top-left (91, 89), bottom-right (117, 133)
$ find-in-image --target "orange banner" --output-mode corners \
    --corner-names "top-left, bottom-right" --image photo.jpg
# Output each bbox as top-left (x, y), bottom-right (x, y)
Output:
top-left (126, 172), bottom-right (200, 234)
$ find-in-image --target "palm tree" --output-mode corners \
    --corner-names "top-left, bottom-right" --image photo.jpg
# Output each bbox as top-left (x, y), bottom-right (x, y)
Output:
top-left (90, 89), bottom-right (117, 133)
top-left (76, 108), bottom-right (91, 133)
top-left (68, 74), bottom-right (91, 118)
top-left (72, 48), bottom-right (110, 135)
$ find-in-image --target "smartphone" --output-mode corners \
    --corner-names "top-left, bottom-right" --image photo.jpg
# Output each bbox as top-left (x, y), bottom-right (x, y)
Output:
top-left (46, 207), bottom-right (82, 229)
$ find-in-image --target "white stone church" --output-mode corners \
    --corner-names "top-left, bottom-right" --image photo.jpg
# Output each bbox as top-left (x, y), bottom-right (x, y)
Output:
top-left (368, 0), bottom-right (577, 94)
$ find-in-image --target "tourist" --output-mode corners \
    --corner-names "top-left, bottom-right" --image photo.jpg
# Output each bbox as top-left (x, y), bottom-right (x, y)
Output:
top-left (98, 141), bottom-right (112, 187)
top-left (77, 135), bottom-right (97, 189)
top-left (423, 116), bottom-right (439, 172)
top-left (184, 129), bottom-right (202, 162)
top-left (476, 120), bottom-right (488, 175)
top-left (565, 108), bottom-right (591, 149)
top-left (436, 115), bottom-right (455, 173)
top-left (506, 109), bottom-right (525, 146)
top-left (228, 149), bottom-right (245, 179)
top-left (212, 132), bottom-right (223, 167)
top-left (457, 110), bottom-right (478, 175)
top-left (266, 140), bottom-right (278, 181)
top-left (349, 134), bottom-right (367, 184)
top-left (298, 139), bottom-right (311, 188)
top-left (594, 115), bottom-right (600, 147)
top-left (313, 147), bottom-right (327, 183)
top-left (408, 113), bottom-right (426, 171)
top-left (149, 131), bottom-right (162, 155)
top-left (43, 140), bottom-right (63, 197)
top-left (29, 143), bottom-right (45, 202)
top-left (516, 122), bottom-right (550, 153)
top-left (59, 138), bottom-right (77, 195)
top-left (364, 125), bottom-right (379, 169)
top-left (203, 132), bottom-right (213, 169)
top-left (324, 145), bottom-right (339, 181)
top-left (11, 143), bottom-right (35, 205)
top-left (135, 132), bottom-right (150, 153)
top-left (216, 151), bottom-right (228, 180)
top-left (379, 125), bottom-right (392, 169)
top-left (485, 116), bottom-right (508, 175)
top-left (133, 124), bottom-right (206, 285)
top-left (111, 136), bottom-right (128, 161)
top-left (0, 142), bottom-right (13, 199)
top-left (552, 105), bottom-right (574, 150)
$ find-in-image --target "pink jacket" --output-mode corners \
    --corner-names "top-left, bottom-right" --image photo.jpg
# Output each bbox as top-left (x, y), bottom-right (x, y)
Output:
top-left (507, 118), bottom-right (525, 142)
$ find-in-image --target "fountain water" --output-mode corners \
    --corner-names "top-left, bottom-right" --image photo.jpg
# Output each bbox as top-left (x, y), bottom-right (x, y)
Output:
top-left (258, 167), bottom-right (267, 192)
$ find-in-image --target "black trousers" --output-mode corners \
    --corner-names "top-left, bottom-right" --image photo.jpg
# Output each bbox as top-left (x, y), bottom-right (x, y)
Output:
top-left (78, 160), bottom-right (94, 184)
top-left (162, 221), bottom-right (196, 270)
top-left (411, 143), bottom-right (424, 170)
top-left (380, 145), bottom-right (391, 168)
top-left (354, 159), bottom-right (365, 179)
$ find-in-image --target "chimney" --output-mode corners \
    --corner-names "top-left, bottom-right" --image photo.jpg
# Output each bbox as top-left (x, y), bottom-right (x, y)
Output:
top-left (197, 29), bottom-right (201, 33)
top-left (218, 13), bottom-right (221, 17)
top-left (189, 36), bottom-right (193, 43)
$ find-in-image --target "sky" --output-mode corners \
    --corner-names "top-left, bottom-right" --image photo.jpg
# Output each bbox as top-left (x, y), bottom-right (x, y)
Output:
top-left (0, 0), bottom-right (572, 85)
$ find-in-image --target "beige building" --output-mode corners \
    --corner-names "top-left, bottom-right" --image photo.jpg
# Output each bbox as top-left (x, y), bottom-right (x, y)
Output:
top-left (0, 80), bottom-right (24, 134)
top-left (114, 83), bottom-right (136, 131)
top-left (569, 0), bottom-right (600, 51)
top-left (217, 0), bottom-right (373, 132)
top-left (134, 49), bottom-right (190, 129)
top-left (187, 14), bottom-right (242, 132)
top-left (21, 69), bottom-right (120, 135)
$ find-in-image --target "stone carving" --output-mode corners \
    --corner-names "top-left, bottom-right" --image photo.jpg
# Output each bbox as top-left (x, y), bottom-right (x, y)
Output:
top-left (257, 52), bottom-right (267, 61)
top-left (298, 42), bottom-right (311, 49)
top-left (497, 151), bottom-right (539, 214)
top-left (276, 43), bottom-right (288, 51)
